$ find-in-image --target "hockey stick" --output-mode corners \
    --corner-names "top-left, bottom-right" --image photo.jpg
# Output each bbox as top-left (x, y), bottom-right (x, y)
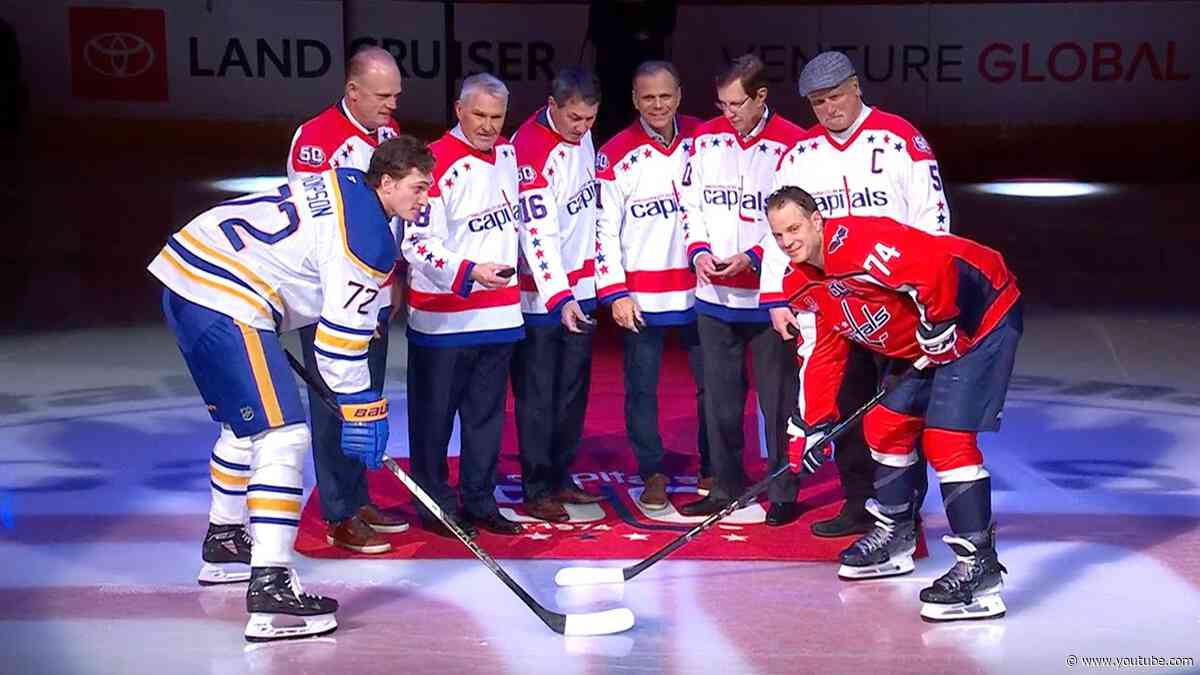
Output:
top-left (284, 349), bottom-right (635, 636)
top-left (554, 356), bottom-right (931, 587)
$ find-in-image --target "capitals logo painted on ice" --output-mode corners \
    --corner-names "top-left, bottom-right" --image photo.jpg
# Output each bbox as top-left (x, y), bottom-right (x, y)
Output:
top-left (839, 300), bottom-right (891, 348)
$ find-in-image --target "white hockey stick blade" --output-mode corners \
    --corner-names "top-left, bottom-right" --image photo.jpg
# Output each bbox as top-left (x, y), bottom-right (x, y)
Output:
top-left (555, 566), bottom-right (626, 587)
top-left (562, 608), bottom-right (636, 636)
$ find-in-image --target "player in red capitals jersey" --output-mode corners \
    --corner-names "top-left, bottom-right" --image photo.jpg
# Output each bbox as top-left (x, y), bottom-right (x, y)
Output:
top-left (766, 186), bottom-right (1022, 623)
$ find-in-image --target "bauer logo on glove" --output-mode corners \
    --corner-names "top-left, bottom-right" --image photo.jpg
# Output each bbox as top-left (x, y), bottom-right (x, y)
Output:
top-left (336, 393), bottom-right (390, 469)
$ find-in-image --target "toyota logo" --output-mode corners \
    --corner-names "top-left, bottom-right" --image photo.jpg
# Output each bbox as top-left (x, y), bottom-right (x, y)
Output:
top-left (83, 32), bottom-right (156, 78)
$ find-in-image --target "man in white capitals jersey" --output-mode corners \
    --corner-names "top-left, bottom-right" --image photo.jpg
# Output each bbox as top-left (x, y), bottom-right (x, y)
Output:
top-left (676, 54), bottom-right (807, 526)
top-left (762, 51), bottom-right (949, 537)
top-left (401, 73), bottom-right (525, 537)
top-left (148, 137), bottom-right (433, 641)
top-left (595, 60), bottom-right (709, 512)
top-left (510, 67), bottom-right (606, 523)
top-left (286, 46), bottom-right (408, 555)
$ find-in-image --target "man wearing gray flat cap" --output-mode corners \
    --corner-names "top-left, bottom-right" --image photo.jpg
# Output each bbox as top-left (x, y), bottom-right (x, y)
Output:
top-left (760, 50), bottom-right (948, 538)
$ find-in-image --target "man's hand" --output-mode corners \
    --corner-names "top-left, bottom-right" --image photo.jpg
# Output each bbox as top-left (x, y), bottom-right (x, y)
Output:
top-left (916, 319), bottom-right (969, 365)
top-left (471, 262), bottom-right (514, 289)
top-left (770, 307), bottom-right (801, 341)
top-left (787, 415), bottom-right (833, 476)
top-left (693, 252), bottom-right (718, 285)
top-left (611, 296), bottom-right (644, 333)
top-left (337, 393), bottom-right (389, 470)
top-left (561, 299), bottom-right (594, 334)
top-left (710, 252), bottom-right (752, 278)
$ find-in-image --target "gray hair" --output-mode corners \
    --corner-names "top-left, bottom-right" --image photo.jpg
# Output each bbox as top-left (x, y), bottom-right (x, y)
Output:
top-left (458, 73), bottom-right (510, 104)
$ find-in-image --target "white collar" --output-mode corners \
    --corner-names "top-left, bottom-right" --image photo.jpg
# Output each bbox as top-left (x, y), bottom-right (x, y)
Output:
top-left (340, 98), bottom-right (374, 135)
top-left (829, 104), bottom-right (871, 144)
top-left (741, 106), bottom-right (770, 140)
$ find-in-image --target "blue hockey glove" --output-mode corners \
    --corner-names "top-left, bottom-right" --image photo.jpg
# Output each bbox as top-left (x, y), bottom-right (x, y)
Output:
top-left (337, 392), bottom-right (389, 470)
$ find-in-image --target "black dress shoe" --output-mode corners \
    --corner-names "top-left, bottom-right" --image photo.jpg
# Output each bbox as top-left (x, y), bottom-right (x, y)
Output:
top-left (421, 513), bottom-right (479, 540)
top-left (469, 511), bottom-right (523, 536)
top-left (811, 502), bottom-right (873, 538)
top-left (765, 502), bottom-right (800, 527)
top-left (677, 495), bottom-right (733, 517)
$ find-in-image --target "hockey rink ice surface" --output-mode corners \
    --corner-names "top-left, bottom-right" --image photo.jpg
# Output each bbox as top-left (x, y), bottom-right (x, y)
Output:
top-left (2, 184), bottom-right (1198, 674)
top-left (2, 310), bottom-right (1198, 675)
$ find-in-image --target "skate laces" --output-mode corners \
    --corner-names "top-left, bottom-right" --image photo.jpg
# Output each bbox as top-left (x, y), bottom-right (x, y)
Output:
top-left (853, 519), bottom-right (897, 555)
top-left (286, 570), bottom-right (323, 602)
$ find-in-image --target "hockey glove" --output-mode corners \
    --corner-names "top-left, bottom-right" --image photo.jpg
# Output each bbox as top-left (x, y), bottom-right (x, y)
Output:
top-left (337, 392), bottom-right (389, 469)
top-left (916, 318), bottom-right (970, 366)
top-left (787, 415), bottom-right (833, 476)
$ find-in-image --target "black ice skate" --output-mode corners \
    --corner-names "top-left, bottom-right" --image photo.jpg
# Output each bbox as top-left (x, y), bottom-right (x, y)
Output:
top-left (919, 526), bottom-right (1007, 622)
top-left (244, 567), bottom-right (339, 642)
top-left (837, 500), bottom-right (917, 580)
top-left (198, 523), bottom-right (251, 585)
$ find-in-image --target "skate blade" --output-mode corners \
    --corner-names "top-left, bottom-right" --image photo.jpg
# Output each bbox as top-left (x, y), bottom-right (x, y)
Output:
top-left (920, 593), bottom-right (1006, 622)
top-left (244, 612), bottom-right (338, 642)
top-left (837, 555), bottom-right (915, 580)
top-left (325, 534), bottom-right (392, 554)
top-left (198, 562), bottom-right (250, 586)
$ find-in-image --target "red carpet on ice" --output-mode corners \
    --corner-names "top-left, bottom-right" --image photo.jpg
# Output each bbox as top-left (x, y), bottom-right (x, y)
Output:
top-left (296, 330), bottom-right (926, 561)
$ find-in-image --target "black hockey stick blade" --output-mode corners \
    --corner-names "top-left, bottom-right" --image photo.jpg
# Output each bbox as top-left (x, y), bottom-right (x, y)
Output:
top-left (554, 357), bottom-right (930, 587)
top-left (283, 349), bottom-right (635, 635)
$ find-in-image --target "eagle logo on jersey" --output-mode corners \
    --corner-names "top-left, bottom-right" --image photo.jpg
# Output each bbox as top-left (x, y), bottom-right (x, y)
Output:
top-left (518, 164), bottom-right (538, 185)
top-left (596, 152), bottom-right (609, 171)
top-left (913, 135), bottom-right (931, 153)
top-left (829, 225), bottom-right (849, 254)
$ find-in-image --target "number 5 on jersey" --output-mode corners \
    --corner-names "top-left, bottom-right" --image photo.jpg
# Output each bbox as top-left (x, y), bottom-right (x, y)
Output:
top-left (864, 242), bottom-right (901, 276)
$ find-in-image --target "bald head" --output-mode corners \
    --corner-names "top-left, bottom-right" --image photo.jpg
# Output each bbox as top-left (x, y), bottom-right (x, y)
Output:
top-left (345, 47), bottom-right (402, 131)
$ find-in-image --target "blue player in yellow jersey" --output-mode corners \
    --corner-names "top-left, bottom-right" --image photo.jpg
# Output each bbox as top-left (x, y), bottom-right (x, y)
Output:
top-left (147, 136), bottom-right (433, 642)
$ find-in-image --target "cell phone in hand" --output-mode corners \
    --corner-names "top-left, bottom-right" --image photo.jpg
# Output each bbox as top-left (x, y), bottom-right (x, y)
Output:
top-left (786, 323), bottom-right (801, 339)
top-left (496, 266), bottom-right (516, 278)
top-left (576, 315), bottom-right (597, 334)
top-left (713, 261), bottom-right (730, 272)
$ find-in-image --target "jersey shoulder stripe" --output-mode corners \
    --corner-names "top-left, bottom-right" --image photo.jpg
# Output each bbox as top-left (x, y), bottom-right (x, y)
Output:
top-left (331, 169), bottom-right (394, 278)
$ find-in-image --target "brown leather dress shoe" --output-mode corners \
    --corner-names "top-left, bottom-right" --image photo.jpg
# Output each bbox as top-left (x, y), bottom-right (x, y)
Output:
top-left (639, 473), bottom-right (669, 511)
top-left (327, 514), bottom-right (392, 554)
top-left (469, 511), bottom-right (523, 536)
top-left (358, 504), bottom-right (410, 534)
top-left (554, 486), bottom-right (605, 504)
top-left (525, 497), bottom-right (569, 523)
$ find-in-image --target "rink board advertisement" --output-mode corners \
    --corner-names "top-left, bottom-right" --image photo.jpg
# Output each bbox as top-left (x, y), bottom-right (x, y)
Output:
top-left (5, 1), bottom-right (1198, 125)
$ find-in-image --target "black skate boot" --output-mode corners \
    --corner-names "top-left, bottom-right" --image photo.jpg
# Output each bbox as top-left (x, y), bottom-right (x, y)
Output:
top-left (919, 525), bottom-right (1007, 622)
top-left (198, 523), bottom-right (251, 585)
top-left (244, 567), bottom-right (339, 642)
top-left (837, 500), bottom-right (917, 580)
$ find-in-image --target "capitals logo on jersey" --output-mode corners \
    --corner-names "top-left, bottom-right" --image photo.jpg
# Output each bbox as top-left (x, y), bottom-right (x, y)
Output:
top-left (829, 225), bottom-right (849, 253)
top-left (840, 300), bottom-right (891, 349)
top-left (595, 152), bottom-right (609, 171)
top-left (518, 164), bottom-right (538, 185)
